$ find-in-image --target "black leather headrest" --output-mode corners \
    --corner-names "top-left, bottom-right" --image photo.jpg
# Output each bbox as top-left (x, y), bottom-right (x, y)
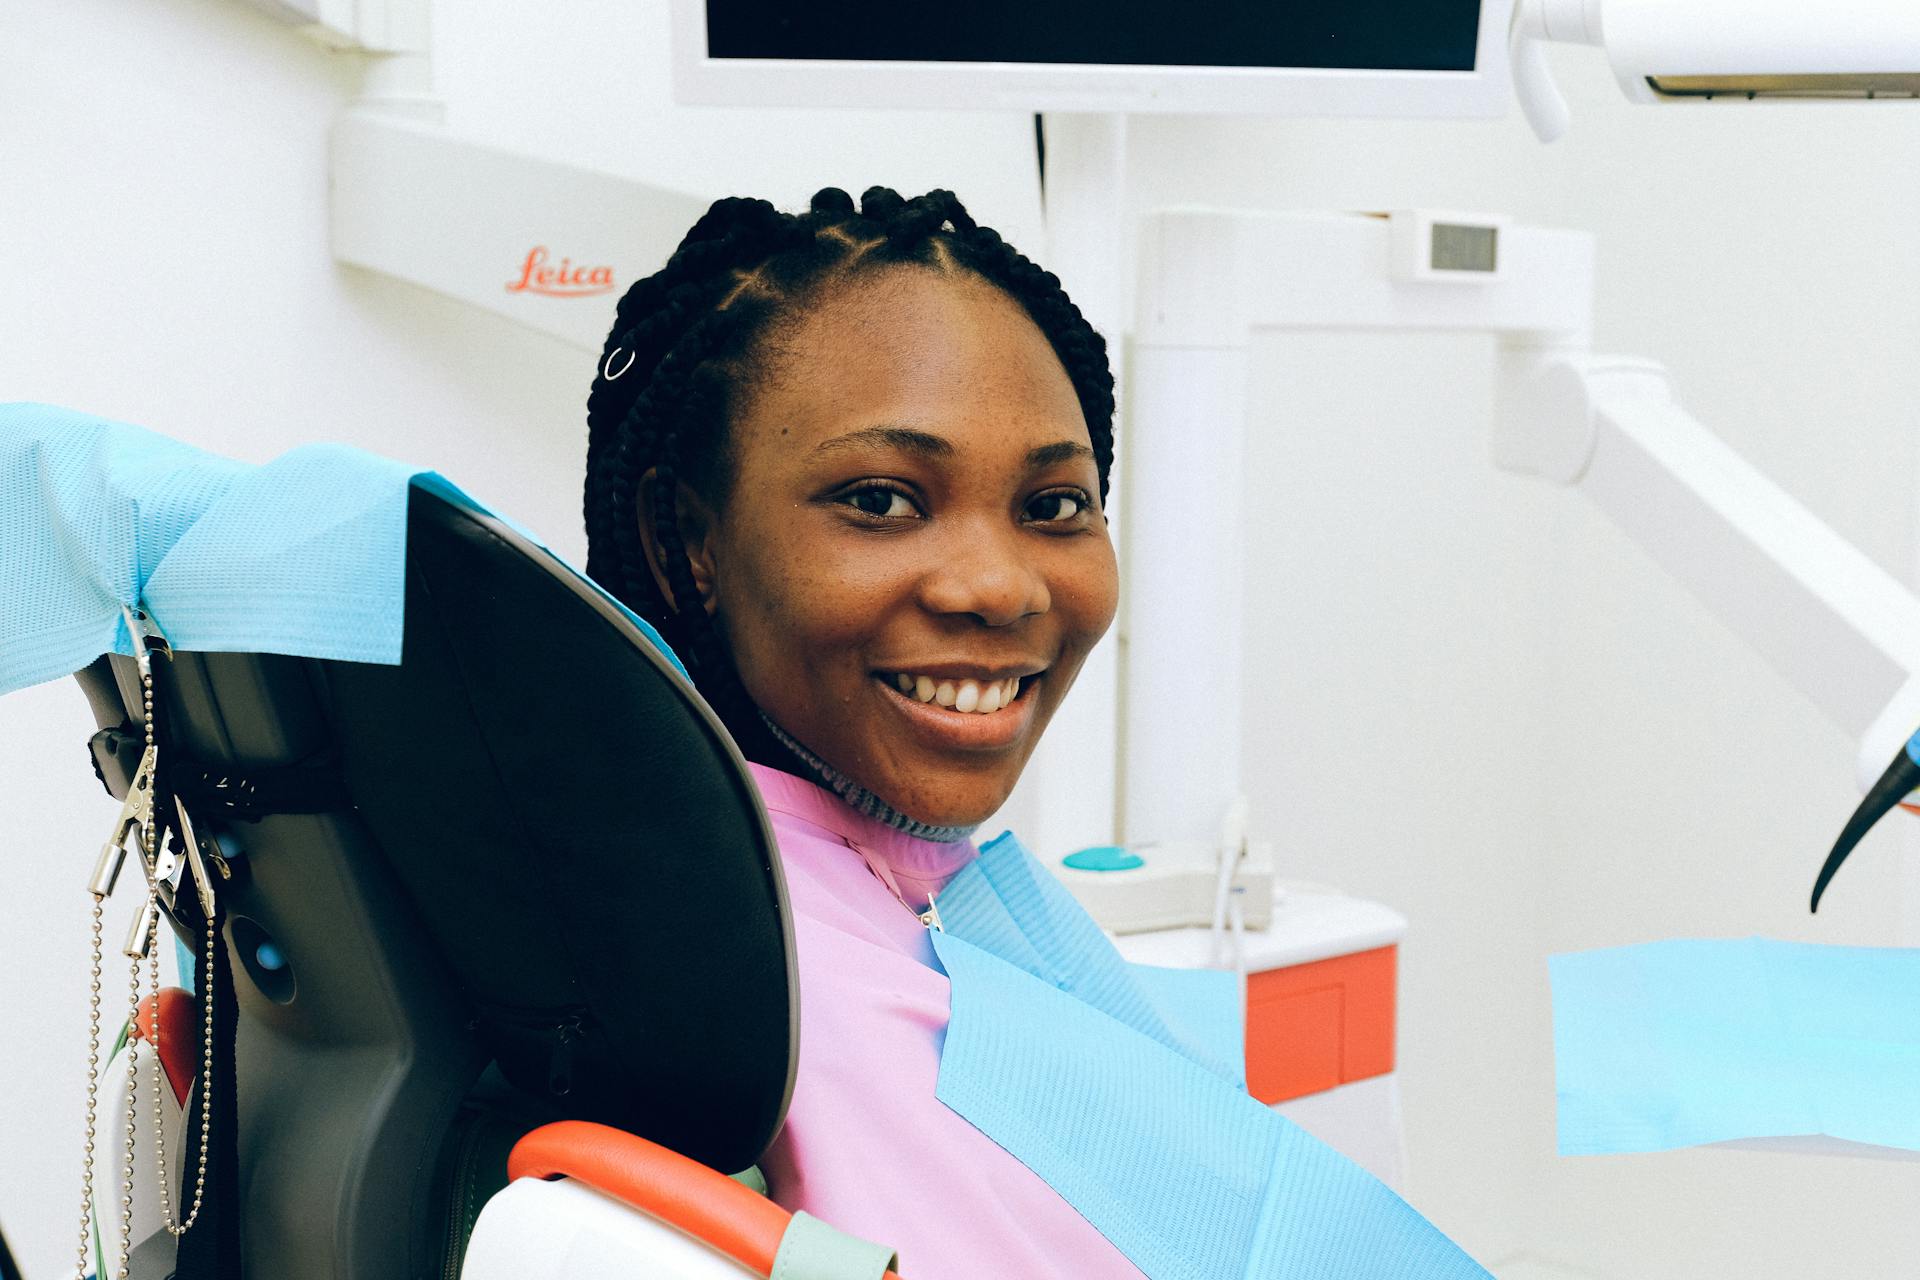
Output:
top-left (320, 487), bottom-right (797, 1161)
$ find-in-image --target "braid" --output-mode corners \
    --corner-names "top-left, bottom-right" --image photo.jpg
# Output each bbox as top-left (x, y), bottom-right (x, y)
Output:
top-left (583, 185), bottom-right (1116, 758)
top-left (948, 221), bottom-right (1114, 501)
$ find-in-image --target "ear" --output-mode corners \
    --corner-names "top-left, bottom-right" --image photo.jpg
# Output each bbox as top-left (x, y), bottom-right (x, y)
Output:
top-left (636, 468), bottom-right (721, 617)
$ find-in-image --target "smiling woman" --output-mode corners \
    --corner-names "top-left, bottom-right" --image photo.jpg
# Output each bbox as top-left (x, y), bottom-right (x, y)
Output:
top-left (583, 186), bottom-right (1118, 833)
top-left (581, 186), bottom-right (1139, 1276)
top-left (668, 266), bottom-right (1115, 828)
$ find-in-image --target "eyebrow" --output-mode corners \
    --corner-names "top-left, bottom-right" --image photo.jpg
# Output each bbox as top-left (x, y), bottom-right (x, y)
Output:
top-left (1025, 440), bottom-right (1095, 468)
top-left (810, 425), bottom-right (954, 459)
top-left (810, 425), bottom-right (1095, 470)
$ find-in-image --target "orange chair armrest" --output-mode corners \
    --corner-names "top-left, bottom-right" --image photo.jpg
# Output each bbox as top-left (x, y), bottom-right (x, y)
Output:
top-left (508, 1120), bottom-right (901, 1280)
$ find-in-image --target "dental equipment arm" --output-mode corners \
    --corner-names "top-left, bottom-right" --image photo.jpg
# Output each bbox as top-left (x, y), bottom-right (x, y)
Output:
top-left (1494, 346), bottom-right (1920, 907)
top-left (1511, 0), bottom-right (1920, 145)
top-left (1128, 207), bottom-right (1920, 910)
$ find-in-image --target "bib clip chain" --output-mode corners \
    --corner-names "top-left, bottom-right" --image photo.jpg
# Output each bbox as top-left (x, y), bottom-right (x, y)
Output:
top-left (73, 605), bottom-right (217, 1280)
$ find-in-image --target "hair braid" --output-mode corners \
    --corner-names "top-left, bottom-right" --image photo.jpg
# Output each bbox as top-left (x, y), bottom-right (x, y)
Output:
top-left (583, 185), bottom-right (1117, 759)
top-left (951, 223), bottom-right (1116, 500)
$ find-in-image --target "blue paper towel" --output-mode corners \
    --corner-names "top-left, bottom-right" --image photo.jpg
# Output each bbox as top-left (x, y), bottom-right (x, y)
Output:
top-left (1551, 937), bottom-right (1920, 1156)
top-left (0, 402), bottom-right (684, 696)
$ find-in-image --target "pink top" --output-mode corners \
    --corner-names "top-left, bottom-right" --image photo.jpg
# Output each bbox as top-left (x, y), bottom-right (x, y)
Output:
top-left (750, 763), bottom-right (1145, 1280)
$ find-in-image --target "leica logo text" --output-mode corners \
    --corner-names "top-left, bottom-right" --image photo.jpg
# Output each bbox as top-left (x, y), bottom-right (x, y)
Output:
top-left (506, 247), bottom-right (615, 297)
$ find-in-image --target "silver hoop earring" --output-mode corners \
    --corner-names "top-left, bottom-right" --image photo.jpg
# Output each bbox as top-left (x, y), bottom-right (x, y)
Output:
top-left (603, 348), bottom-right (637, 381)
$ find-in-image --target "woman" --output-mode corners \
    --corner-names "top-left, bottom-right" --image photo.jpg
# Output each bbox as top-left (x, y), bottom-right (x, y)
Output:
top-left (581, 185), bottom-right (1140, 1276)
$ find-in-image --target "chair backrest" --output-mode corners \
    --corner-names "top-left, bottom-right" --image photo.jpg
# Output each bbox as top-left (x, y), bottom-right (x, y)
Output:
top-left (74, 487), bottom-right (797, 1280)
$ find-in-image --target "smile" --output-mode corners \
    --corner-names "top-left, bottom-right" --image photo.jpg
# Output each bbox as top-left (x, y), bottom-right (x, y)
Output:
top-left (871, 668), bottom-right (1045, 753)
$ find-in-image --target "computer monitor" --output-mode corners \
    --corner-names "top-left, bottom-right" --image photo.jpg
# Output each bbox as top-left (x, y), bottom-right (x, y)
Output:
top-left (672, 0), bottom-right (1512, 119)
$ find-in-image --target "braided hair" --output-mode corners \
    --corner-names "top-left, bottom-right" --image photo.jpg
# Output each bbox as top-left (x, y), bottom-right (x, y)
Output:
top-left (583, 185), bottom-right (1115, 761)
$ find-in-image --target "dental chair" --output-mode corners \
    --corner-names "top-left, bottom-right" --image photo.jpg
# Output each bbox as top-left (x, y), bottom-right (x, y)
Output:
top-left (69, 487), bottom-right (898, 1279)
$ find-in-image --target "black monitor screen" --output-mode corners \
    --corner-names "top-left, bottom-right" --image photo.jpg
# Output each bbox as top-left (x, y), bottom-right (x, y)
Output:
top-left (705, 2), bottom-right (1482, 73)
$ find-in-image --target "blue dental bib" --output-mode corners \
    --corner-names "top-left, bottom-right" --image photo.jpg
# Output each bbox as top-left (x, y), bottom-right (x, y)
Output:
top-left (929, 833), bottom-right (1490, 1280)
top-left (0, 403), bottom-right (682, 695)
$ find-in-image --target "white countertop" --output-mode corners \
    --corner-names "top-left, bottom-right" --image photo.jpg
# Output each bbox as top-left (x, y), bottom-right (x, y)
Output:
top-left (1112, 882), bottom-right (1408, 972)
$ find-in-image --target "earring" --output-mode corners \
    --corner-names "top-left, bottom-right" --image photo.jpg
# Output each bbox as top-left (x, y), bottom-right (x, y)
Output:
top-left (603, 348), bottom-right (637, 381)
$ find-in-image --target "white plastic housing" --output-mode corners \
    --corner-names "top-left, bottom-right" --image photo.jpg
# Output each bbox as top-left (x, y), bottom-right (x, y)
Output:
top-left (462, 1177), bottom-right (756, 1280)
top-left (1115, 884), bottom-right (1408, 972)
top-left (1600, 0), bottom-right (1920, 103)
top-left (330, 113), bottom-right (711, 353)
top-left (239, 0), bottom-right (429, 53)
top-left (1055, 840), bottom-right (1276, 935)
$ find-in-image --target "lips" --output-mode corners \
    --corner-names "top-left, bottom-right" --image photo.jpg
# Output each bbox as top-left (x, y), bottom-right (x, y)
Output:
top-left (873, 669), bottom-right (1043, 751)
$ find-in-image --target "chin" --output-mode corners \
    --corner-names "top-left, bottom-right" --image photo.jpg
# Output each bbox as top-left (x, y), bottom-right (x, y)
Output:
top-left (768, 682), bottom-right (1048, 831)
top-left (870, 758), bottom-right (1025, 832)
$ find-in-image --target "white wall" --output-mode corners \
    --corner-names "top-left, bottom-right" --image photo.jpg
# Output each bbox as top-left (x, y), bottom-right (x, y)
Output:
top-left (5, 3), bottom-right (1920, 1277)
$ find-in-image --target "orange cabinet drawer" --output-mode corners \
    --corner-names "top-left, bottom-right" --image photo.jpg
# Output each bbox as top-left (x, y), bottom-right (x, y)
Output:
top-left (1243, 944), bottom-right (1397, 1105)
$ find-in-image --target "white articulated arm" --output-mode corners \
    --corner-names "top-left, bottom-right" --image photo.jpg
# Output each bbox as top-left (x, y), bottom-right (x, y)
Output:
top-left (1509, 0), bottom-right (1604, 143)
top-left (1495, 344), bottom-right (1920, 794)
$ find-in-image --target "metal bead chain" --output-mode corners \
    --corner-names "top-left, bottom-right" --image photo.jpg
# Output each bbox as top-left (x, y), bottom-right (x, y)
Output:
top-left (133, 654), bottom-right (216, 1245)
top-left (73, 898), bottom-right (106, 1280)
top-left (107, 664), bottom-right (160, 1279)
top-left (146, 897), bottom-right (215, 1234)
top-left (68, 646), bottom-right (220, 1280)
top-left (118, 916), bottom-right (142, 1280)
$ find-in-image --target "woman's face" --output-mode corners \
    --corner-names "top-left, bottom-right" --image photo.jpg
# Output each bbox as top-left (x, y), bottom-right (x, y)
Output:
top-left (670, 266), bottom-right (1118, 827)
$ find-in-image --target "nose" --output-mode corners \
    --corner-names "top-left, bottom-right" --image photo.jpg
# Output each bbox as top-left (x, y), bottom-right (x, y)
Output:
top-left (918, 521), bottom-right (1050, 627)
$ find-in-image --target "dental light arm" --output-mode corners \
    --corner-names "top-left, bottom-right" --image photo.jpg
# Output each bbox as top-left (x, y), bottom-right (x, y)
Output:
top-left (1511, 0), bottom-right (1920, 144)
top-left (1494, 345), bottom-right (1920, 906)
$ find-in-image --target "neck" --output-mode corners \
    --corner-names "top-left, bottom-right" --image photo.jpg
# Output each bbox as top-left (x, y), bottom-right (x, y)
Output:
top-left (757, 711), bottom-right (979, 843)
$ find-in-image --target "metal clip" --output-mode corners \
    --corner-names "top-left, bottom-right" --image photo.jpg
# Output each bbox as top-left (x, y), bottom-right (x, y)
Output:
top-left (89, 743), bottom-right (159, 899)
top-left (173, 798), bottom-right (218, 920)
top-left (120, 603), bottom-right (172, 680)
top-left (153, 836), bottom-right (180, 888)
top-left (123, 896), bottom-right (157, 959)
top-left (918, 890), bottom-right (944, 933)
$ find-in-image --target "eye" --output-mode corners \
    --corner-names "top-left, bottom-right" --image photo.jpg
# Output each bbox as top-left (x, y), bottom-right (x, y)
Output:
top-left (838, 483), bottom-right (919, 519)
top-left (1024, 490), bottom-right (1088, 524)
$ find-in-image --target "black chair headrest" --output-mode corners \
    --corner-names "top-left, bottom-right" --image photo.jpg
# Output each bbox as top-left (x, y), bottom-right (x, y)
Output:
top-left (76, 486), bottom-right (796, 1279)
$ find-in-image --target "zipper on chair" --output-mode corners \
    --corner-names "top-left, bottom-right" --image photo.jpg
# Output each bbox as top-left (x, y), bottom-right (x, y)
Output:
top-left (439, 1116), bottom-right (488, 1280)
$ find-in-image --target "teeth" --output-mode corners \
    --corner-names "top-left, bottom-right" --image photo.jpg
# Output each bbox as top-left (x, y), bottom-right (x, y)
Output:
top-left (888, 672), bottom-right (1029, 714)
